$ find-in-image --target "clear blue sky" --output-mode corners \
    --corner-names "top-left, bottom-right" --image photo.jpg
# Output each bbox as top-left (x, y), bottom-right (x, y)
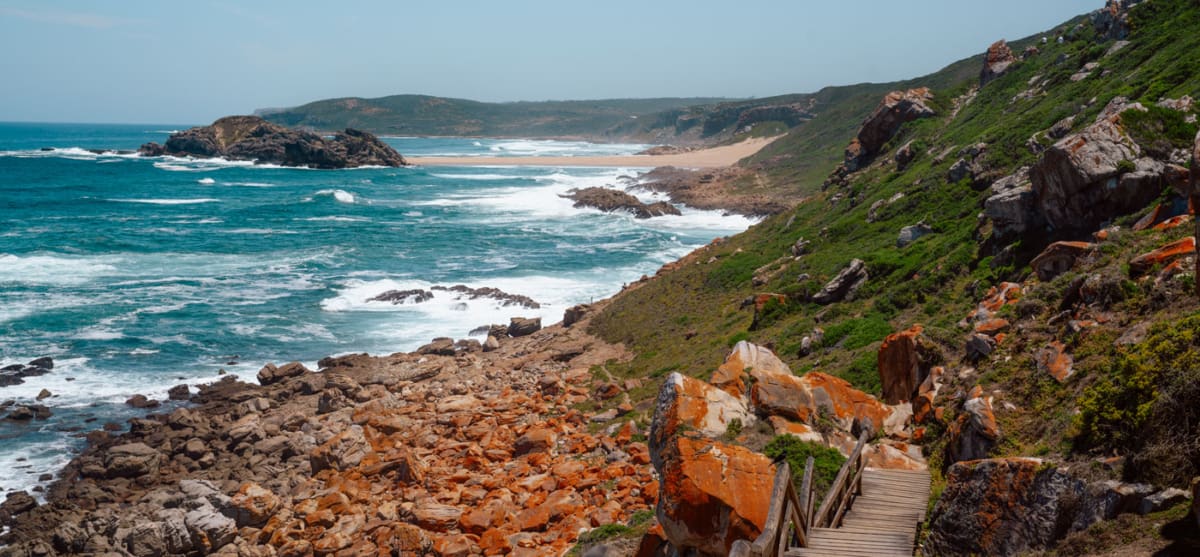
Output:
top-left (1, 1), bottom-right (1101, 124)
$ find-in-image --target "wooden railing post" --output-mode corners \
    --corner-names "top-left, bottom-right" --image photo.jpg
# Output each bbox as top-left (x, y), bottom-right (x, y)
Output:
top-left (812, 430), bottom-right (870, 528)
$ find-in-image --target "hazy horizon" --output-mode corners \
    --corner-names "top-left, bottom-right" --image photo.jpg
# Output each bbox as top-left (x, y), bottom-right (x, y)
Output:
top-left (2, 0), bottom-right (1100, 124)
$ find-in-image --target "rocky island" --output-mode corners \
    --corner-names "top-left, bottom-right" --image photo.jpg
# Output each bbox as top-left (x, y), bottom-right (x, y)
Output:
top-left (138, 116), bottom-right (407, 169)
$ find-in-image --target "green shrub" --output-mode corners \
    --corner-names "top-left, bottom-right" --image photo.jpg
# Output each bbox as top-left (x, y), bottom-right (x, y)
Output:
top-left (763, 435), bottom-right (847, 496)
top-left (1116, 159), bottom-right (1137, 174)
top-left (820, 314), bottom-right (893, 350)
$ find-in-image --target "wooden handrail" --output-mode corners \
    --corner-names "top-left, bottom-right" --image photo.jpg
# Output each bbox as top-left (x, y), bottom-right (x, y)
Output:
top-left (812, 430), bottom-right (870, 529)
top-left (730, 431), bottom-right (873, 556)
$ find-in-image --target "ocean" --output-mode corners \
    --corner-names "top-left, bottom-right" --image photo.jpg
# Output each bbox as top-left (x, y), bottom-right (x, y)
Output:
top-left (0, 122), bottom-right (754, 497)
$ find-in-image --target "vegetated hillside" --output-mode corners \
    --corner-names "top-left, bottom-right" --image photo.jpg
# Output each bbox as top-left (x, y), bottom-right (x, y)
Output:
top-left (592, 0), bottom-right (1200, 554)
top-left (260, 95), bottom-right (734, 138)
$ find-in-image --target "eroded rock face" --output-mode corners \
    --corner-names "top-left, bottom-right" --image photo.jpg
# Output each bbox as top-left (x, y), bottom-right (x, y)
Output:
top-left (843, 89), bottom-right (936, 171)
top-left (138, 115), bottom-right (407, 169)
top-left (944, 389), bottom-right (999, 466)
top-left (654, 435), bottom-right (774, 557)
top-left (1030, 98), bottom-right (1167, 232)
top-left (985, 169), bottom-right (1044, 238)
top-left (877, 325), bottom-right (939, 404)
top-left (926, 458), bottom-right (1084, 556)
top-left (980, 40), bottom-right (1016, 87)
top-left (649, 373), bottom-right (754, 469)
top-left (1092, 0), bottom-right (1144, 41)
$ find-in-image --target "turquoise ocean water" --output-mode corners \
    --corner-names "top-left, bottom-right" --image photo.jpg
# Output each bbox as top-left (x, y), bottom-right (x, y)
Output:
top-left (0, 123), bottom-right (753, 496)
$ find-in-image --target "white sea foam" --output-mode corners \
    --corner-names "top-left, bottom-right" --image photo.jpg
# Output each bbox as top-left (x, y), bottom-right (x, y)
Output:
top-left (431, 173), bottom-right (518, 181)
top-left (223, 228), bottom-right (300, 235)
top-left (304, 216), bottom-right (369, 223)
top-left (198, 177), bottom-right (216, 185)
top-left (111, 198), bottom-right (220, 205)
top-left (0, 254), bottom-right (120, 285)
top-left (224, 181), bottom-right (276, 187)
top-left (307, 189), bottom-right (357, 204)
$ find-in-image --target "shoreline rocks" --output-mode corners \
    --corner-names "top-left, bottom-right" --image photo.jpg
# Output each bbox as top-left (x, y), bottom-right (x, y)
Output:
top-left (565, 187), bottom-right (682, 218)
top-left (137, 115), bottom-right (407, 169)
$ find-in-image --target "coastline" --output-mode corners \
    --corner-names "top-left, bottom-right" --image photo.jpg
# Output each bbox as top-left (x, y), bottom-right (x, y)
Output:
top-left (407, 135), bottom-right (782, 168)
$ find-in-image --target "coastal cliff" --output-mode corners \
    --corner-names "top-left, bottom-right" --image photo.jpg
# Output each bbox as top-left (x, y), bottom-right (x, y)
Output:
top-left (138, 116), bottom-right (408, 169)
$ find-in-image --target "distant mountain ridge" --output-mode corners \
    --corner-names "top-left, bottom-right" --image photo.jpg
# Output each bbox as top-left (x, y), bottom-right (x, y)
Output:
top-left (257, 94), bottom-right (827, 144)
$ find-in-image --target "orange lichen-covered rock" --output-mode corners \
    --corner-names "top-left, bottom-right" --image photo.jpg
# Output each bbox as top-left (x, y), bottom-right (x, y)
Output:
top-left (654, 435), bottom-right (775, 557)
top-left (944, 392), bottom-right (1000, 466)
top-left (649, 373), bottom-right (754, 469)
top-left (800, 372), bottom-right (894, 434)
top-left (1036, 341), bottom-right (1075, 383)
top-left (974, 318), bottom-right (1011, 337)
top-left (230, 482), bottom-right (282, 528)
top-left (926, 458), bottom-right (1086, 555)
top-left (877, 324), bottom-right (938, 404)
top-left (750, 368), bottom-right (814, 422)
top-left (710, 341), bottom-right (791, 400)
top-left (1129, 237), bottom-right (1196, 277)
top-left (766, 416), bottom-right (823, 443)
top-left (1151, 214), bottom-right (1191, 230)
top-left (634, 523), bottom-right (670, 557)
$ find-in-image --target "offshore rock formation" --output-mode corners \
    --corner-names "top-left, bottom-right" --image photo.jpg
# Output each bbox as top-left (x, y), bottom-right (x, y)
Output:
top-left (565, 187), bottom-right (682, 218)
top-left (138, 115), bottom-right (407, 169)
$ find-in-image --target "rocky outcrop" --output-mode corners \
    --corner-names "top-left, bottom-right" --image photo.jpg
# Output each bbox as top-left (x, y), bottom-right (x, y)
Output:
top-left (733, 103), bottom-right (814, 131)
top-left (944, 387), bottom-right (999, 466)
top-left (566, 187), bottom-right (682, 218)
top-left (877, 325), bottom-right (940, 404)
top-left (138, 115), bottom-right (407, 169)
top-left (812, 259), bottom-right (868, 304)
top-left (984, 168), bottom-right (1044, 238)
top-left (1036, 341), bottom-right (1075, 383)
top-left (0, 357), bottom-right (53, 389)
top-left (654, 436), bottom-right (774, 557)
top-left (1030, 241), bottom-right (1097, 281)
top-left (1092, 0), bottom-right (1145, 41)
top-left (649, 373), bottom-right (754, 469)
top-left (980, 40), bottom-right (1017, 87)
top-left (1030, 98), bottom-right (1169, 232)
top-left (842, 89), bottom-right (936, 172)
top-left (897, 222), bottom-right (933, 247)
top-left (926, 458), bottom-right (1084, 556)
top-left (1129, 237), bottom-right (1196, 277)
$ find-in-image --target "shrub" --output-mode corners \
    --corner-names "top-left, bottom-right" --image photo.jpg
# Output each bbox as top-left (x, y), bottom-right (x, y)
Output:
top-left (1076, 313), bottom-right (1200, 485)
top-left (1116, 159), bottom-right (1137, 174)
top-left (763, 435), bottom-right (847, 496)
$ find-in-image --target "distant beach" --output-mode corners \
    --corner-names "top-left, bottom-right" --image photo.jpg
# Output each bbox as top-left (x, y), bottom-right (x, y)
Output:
top-left (407, 135), bottom-right (782, 168)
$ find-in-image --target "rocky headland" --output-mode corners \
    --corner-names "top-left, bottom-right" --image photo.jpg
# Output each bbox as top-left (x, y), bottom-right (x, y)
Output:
top-left (138, 116), bottom-right (408, 169)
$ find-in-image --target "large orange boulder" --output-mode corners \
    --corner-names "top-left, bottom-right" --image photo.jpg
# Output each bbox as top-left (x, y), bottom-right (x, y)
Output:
top-left (877, 324), bottom-right (939, 404)
top-left (710, 341), bottom-right (791, 401)
top-left (1036, 341), bottom-right (1075, 383)
top-left (654, 435), bottom-right (775, 557)
top-left (800, 372), bottom-right (895, 434)
top-left (1129, 237), bottom-right (1195, 277)
top-left (649, 373), bottom-right (754, 469)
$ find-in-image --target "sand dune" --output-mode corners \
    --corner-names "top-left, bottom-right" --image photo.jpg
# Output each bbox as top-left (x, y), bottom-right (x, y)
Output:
top-left (407, 135), bottom-right (782, 168)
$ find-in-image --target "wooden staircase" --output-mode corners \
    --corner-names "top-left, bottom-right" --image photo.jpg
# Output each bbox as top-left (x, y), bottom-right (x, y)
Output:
top-left (730, 432), bottom-right (931, 557)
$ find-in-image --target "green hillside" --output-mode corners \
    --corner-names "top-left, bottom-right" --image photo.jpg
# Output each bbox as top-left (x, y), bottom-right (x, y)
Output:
top-left (591, 0), bottom-right (1200, 551)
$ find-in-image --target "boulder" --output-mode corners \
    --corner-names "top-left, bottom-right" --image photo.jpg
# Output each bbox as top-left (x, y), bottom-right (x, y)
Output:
top-left (1092, 0), bottom-right (1144, 41)
top-left (877, 325), bottom-right (938, 404)
top-left (944, 390), bottom-right (999, 466)
top-left (926, 458), bottom-right (1085, 556)
top-left (514, 428), bottom-right (557, 456)
top-left (256, 361), bottom-right (310, 385)
top-left (1031, 98), bottom-right (1166, 232)
top-left (654, 435), bottom-right (774, 557)
top-left (138, 115), bottom-right (407, 169)
top-left (895, 140), bottom-right (916, 170)
top-left (310, 425), bottom-right (369, 473)
top-left (563, 304), bottom-right (590, 327)
top-left (857, 89), bottom-right (936, 158)
top-left (711, 341), bottom-right (792, 400)
top-left (167, 384), bottom-right (190, 401)
top-left (417, 337), bottom-right (457, 356)
top-left (508, 317), bottom-right (542, 338)
top-left (966, 333), bottom-right (997, 362)
top-left (980, 40), bottom-right (1016, 87)
top-left (1030, 241), bottom-right (1097, 281)
top-left (811, 259), bottom-right (868, 304)
top-left (984, 169), bottom-right (1043, 238)
top-left (649, 373), bottom-right (754, 470)
top-left (1138, 488), bottom-right (1190, 515)
top-left (1036, 341), bottom-right (1075, 383)
top-left (413, 500), bottom-right (463, 532)
top-left (897, 222), bottom-right (933, 247)
top-left (799, 372), bottom-right (895, 435)
top-left (184, 506), bottom-right (237, 552)
top-left (1129, 237), bottom-right (1195, 277)
top-left (230, 483), bottom-right (281, 528)
top-left (102, 443), bottom-right (160, 479)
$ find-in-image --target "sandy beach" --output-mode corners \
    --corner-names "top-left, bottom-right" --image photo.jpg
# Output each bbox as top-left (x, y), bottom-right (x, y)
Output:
top-left (408, 135), bottom-right (783, 168)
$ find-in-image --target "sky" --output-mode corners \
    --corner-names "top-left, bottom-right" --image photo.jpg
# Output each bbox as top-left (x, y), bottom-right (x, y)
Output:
top-left (0, 1), bottom-right (1102, 125)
